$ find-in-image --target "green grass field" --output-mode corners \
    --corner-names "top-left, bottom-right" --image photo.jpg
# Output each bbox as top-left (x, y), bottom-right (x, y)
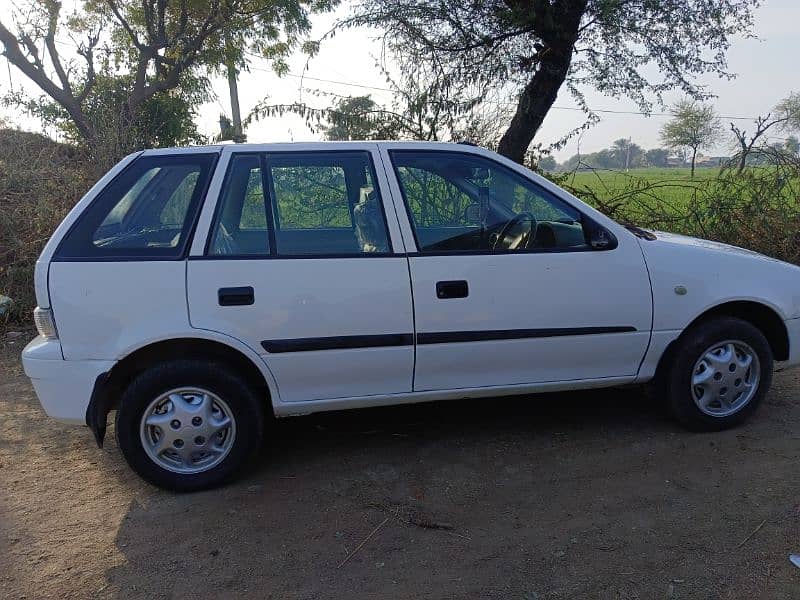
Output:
top-left (553, 167), bottom-right (727, 219)
top-left (564, 166), bottom-right (719, 188)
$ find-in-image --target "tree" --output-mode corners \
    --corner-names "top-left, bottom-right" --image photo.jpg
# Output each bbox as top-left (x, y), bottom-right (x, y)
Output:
top-left (318, 95), bottom-right (396, 140)
top-left (645, 148), bottom-right (670, 168)
top-left (346, 0), bottom-right (760, 164)
top-left (785, 135), bottom-right (800, 157)
top-left (777, 92), bottom-right (800, 131)
top-left (660, 101), bottom-right (722, 177)
top-left (0, 0), bottom-right (335, 165)
top-left (610, 138), bottom-right (643, 170)
top-left (249, 66), bottom-right (508, 146)
top-left (537, 155), bottom-right (557, 172)
top-left (727, 93), bottom-right (800, 172)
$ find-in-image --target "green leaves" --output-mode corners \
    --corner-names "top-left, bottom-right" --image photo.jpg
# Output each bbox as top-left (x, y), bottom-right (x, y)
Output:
top-left (661, 101), bottom-right (722, 152)
top-left (1, 0), bottom-right (339, 163)
top-left (346, 0), bottom-right (760, 160)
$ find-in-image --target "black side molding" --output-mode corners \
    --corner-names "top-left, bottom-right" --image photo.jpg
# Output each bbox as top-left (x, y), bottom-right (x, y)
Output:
top-left (417, 326), bottom-right (636, 345)
top-left (260, 327), bottom-right (635, 353)
top-left (262, 333), bottom-right (413, 353)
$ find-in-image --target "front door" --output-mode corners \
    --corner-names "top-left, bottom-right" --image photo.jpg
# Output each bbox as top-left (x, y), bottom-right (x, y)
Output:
top-left (381, 146), bottom-right (652, 392)
top-left (188, 147), bottom-right (414, 403)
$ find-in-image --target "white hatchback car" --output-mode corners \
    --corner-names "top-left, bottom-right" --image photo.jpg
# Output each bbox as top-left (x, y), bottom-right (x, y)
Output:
top-left (22, 141), bottom-right (800, 490)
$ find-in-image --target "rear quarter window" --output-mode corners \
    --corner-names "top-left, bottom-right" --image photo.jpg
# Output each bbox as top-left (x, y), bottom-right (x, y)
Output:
top-left (55, 153), bottom-right (217, 260)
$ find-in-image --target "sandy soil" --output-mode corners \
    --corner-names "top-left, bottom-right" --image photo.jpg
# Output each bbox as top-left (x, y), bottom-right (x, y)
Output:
top-left (1, 335), bottom-right (799, 599)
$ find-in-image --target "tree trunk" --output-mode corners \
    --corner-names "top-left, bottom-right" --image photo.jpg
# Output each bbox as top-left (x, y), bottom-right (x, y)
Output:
top-left (497, 50), bottom-right (573, 164)
top-left (496, 0), bottom-right (588, 164)
top-left (691, 147), bottom-right (698, 177)
top-left (737, 150), bottom-right (747, 174)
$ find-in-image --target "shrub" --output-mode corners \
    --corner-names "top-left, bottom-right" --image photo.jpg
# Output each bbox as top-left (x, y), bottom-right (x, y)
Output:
top-left (0, 129), bottom-right (90, 323)
top-left (557, 151), bottom-right (800, 265)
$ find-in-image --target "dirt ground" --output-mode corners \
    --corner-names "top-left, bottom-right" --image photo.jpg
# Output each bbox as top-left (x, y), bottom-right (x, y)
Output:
top-left (1, 335), bottom-right (799, 600)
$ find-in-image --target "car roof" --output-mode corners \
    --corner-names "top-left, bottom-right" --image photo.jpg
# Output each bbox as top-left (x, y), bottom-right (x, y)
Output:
top-left (139, 140), bottom-right (483, 156)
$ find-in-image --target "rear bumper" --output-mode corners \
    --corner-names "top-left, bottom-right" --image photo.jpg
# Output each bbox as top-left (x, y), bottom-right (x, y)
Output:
top-left (22, 336), bottom-right (114, 424)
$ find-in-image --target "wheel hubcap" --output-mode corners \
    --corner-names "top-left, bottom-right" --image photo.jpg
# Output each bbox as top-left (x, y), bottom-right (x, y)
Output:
top-left (691, 340), bottom-right (760, 417)
top-left (139, 387), bottom-right (236, 474)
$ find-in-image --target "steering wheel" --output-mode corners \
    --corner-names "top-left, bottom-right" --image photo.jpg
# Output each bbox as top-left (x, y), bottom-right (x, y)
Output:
top-left (492, 212), bottom-right (536, 251)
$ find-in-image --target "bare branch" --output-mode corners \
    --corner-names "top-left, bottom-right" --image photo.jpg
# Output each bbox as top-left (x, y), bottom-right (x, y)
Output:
top-left (42, 0), bottom-right (73, 96)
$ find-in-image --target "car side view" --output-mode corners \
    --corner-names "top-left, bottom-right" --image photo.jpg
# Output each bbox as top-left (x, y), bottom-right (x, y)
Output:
top-left (22, 141), bottom-right (800, 491)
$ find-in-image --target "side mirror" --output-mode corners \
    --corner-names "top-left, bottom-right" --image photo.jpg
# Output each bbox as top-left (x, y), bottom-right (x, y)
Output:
top-left (588, 227), bottom-right (616, 250)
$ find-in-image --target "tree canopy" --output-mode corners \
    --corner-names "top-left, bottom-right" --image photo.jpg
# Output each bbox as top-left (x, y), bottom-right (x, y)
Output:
top-left (345, 0), bottom-right (761, 163)
top-left (660, 101), bottom-right (722, 176)
top-left (0, 0), bottom-right (335, 166)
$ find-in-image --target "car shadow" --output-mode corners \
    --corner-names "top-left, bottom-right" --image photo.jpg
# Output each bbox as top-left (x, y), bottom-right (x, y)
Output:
top-left (103, 386), bottom-right (696, 599)
top-left (261, 385), bottom-right (668, 461)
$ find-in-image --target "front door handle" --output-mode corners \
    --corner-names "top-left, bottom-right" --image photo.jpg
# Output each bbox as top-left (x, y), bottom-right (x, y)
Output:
top-left (436, 280), bottom-right (469, 299)
top-left (218, 286), bottom-right (254, 306)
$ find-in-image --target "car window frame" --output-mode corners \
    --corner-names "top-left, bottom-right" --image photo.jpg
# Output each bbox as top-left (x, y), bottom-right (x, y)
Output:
top-left (204, 152), bottom-right (274, 259)
top-left (388, 149), bottom-right (614, 256)
top-left (202, 149), bottom-right (396, 260)
top-left (53, 152), bottom-right (219, 262)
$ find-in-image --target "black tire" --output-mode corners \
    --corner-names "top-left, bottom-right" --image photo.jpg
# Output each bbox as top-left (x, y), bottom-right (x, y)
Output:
top-left (662, 316), bottom-right (773, 431)
top-left (116, 360), bottom-right (264, 492)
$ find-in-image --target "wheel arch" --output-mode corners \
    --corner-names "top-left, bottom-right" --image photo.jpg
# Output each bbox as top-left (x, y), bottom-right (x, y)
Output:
top-left (655, 300), bottom-right (789, 383)
top-left (88, 335), bottom-right (279, 447)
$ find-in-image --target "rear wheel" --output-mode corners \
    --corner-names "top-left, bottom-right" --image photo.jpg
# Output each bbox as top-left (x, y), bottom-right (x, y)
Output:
top-left (116, 360), bottom-right (264, 491)
top-left (663, 317), bottom-right (773, 430)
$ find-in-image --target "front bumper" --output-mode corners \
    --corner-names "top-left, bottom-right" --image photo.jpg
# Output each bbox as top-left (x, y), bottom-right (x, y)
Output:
top-left (22, 336), bottom-right (114, 424)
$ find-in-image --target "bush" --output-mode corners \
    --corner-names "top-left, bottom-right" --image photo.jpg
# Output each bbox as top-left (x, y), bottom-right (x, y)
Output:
top-left (0, 129), bottom-right (90, 323)
top-left (557, 151), bottom-right (800, 265)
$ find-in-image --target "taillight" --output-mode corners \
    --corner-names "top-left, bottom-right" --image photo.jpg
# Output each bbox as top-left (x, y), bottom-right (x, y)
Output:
top-left (33, 307), bottom-right (58, 340)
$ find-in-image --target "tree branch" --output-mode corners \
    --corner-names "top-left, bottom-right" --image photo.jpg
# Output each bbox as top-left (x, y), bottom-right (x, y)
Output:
top-left (104, 0), bottom-right (146, 50)
top-left (0, 18), bottom-right (93, 139)
top-left (42, 0), bottom-right (73, 96)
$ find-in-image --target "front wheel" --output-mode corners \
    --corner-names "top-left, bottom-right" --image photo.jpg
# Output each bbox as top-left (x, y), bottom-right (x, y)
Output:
top-left (116, 360), bottom-right (264, 491)
top-left (663, 316), bottom-right (773, 431)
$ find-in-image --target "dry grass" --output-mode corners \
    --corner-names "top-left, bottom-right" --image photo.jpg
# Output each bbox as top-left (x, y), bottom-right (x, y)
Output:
top-left (0, 129), bottom-right (91, 323)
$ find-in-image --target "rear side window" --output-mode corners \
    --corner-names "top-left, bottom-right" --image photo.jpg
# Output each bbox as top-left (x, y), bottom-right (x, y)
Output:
top-left (56, 153), bottom-right (216, 259)
top-left (272, 163), bottom-right (351, 229)
top-left (208, 151), bottom-right (391, 257)
top-left (268, 152), bottom-right (390, 256)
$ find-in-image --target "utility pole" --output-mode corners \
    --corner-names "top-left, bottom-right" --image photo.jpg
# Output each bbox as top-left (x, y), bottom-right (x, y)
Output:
top-left (225, 34), bottom-right (245, 143)
top-left (625, 136), bottom-right (632, 171)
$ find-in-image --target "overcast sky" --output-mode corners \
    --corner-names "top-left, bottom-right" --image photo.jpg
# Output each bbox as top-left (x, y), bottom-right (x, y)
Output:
top-left (1, 0), bottom-right (797, 160)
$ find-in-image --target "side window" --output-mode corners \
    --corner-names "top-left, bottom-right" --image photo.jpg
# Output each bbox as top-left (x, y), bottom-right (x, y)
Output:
top-left (267, 152), bottom-right (390, 256)
top-left (57, 154), bottom-right (216, 259)
top-left (391, 151), bottom-right (586, 253)
top-left (272, 164), bottom-right (351, 229)
top-left (159, 171), bottom-right (200, 227)
top-left (208, 154), bottom-right (269, 256)
top-left (397, 167), bottom-right (474, 228)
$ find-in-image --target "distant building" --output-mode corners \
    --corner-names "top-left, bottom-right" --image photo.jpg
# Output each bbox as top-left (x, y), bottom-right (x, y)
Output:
top-left (695, 155), bottom-right (730, 168)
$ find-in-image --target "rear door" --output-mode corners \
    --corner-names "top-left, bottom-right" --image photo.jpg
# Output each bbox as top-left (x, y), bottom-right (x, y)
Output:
top-left (187, 145), bottom-right (414, 403)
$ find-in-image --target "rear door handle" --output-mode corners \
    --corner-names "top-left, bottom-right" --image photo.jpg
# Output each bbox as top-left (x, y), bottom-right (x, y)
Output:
top-left (218, 286), bottom-right (254, 306)
top-left (436, 280), bottom-right (469, 299)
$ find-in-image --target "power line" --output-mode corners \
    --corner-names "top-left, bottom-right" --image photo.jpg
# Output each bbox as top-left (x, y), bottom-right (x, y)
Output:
top-left (247, 64), bottom-right (759, 121)
top-left (21, 38), bottom-right (765, 122)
